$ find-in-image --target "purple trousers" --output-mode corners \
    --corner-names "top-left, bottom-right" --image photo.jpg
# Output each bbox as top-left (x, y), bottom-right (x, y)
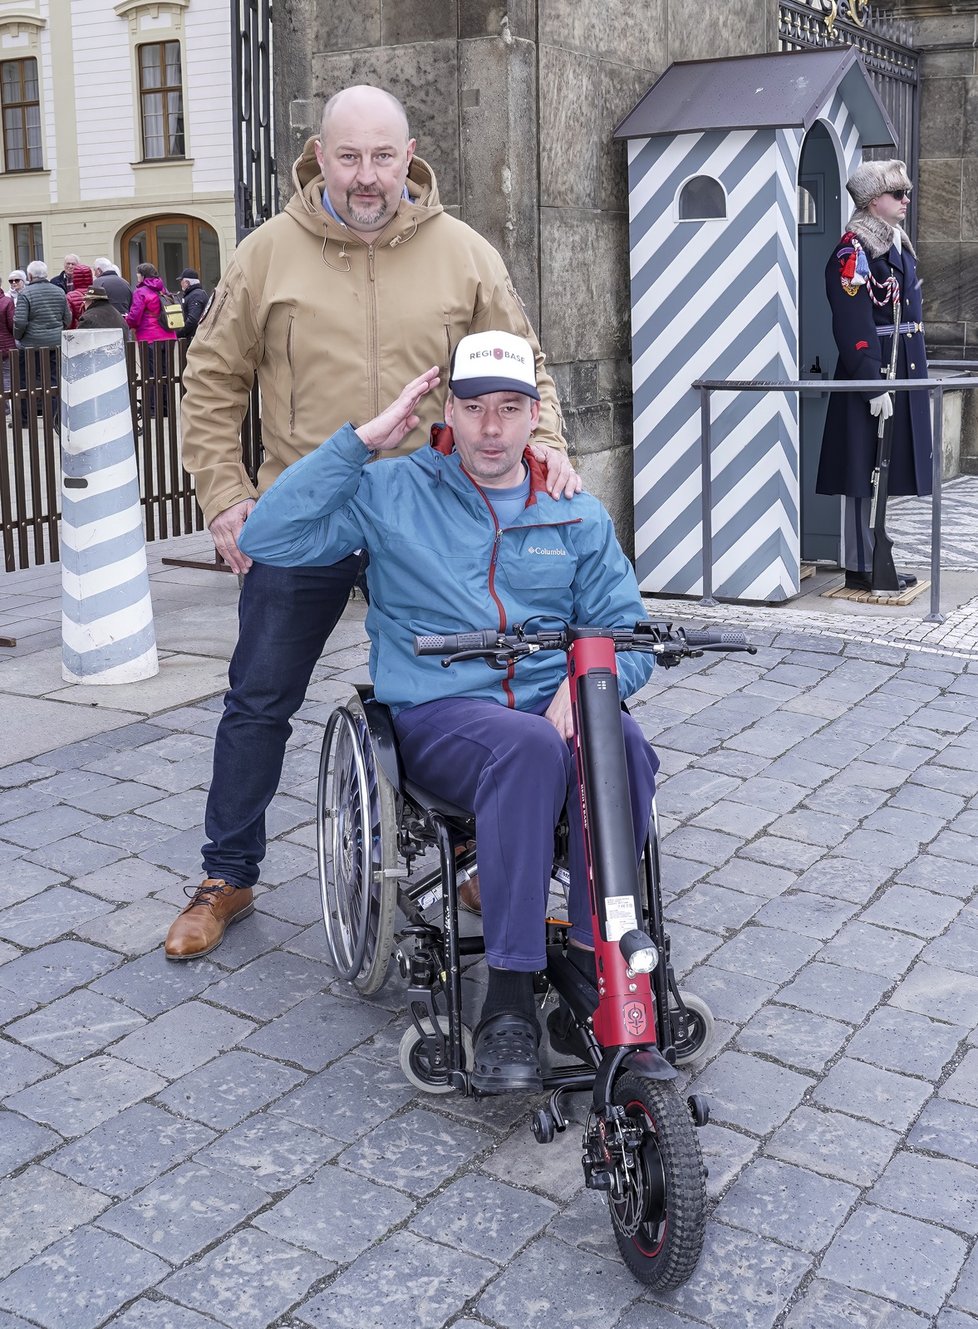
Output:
top-left (394, 696), bottom-right (658, 971)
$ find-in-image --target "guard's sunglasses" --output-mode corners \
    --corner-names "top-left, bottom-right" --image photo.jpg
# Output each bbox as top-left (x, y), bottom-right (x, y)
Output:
top-left (886, 189), bottom-right (911, 200)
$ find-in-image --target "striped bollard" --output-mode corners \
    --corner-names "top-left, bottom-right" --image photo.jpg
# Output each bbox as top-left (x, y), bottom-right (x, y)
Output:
top-left (60, 329), bottom-right (158, 683)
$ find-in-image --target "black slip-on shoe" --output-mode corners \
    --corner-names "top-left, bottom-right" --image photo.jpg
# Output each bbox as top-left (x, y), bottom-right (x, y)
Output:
top-left (471, 1012), bottom-right (542, 1094)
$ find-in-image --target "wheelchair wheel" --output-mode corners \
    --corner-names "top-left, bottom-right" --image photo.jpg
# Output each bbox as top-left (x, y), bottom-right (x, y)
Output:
top-left (669, 990), bottom-right (716, 1068)
top-left (399, 1018), bottom-right (474, 1094)
top-left (608, 1071), bottom-right (706, 1288)
top-left (317, 694), bottom-right (399, 995)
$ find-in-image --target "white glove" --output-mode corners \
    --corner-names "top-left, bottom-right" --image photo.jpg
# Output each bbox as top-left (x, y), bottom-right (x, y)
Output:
top-left (869, 393), bottom-right (893, 420)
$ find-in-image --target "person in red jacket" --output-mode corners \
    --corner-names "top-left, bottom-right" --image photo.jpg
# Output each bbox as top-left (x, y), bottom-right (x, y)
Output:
top-left (125, 263), bottom-right (177, 343)
top-left (66, 263), bottom-right (94, 328)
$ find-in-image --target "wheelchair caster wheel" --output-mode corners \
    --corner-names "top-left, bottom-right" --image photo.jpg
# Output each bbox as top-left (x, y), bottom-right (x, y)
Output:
top-left (399, 1019), bottom-right (474, 1095)
top-left (531, 1108), bottom-right (555, 1144)
top-left (668, 989), bottom-right (716, 1067)
top-left (687, 1093), bottom-right (710, 1128)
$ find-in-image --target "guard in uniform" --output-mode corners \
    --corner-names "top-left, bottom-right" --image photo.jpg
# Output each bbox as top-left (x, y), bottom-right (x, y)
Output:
top-left (816, 159), bottom-right (932, 593)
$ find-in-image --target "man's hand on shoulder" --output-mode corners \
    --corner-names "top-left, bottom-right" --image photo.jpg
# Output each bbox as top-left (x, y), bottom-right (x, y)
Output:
top-left (529, 443), bottom-right (582, 500)
top-left (356, 367), bottom-right (441, 453)
top-left (210, 498), bottom-right (256, 574)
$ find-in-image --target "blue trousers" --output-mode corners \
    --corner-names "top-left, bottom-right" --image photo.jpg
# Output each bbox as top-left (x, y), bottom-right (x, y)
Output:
top-left (202, 555), bottom-right (364, 887)
top-left (844, 496), bottom-right (875, 573)
top-left (394, 696), bottom-right (658, 971)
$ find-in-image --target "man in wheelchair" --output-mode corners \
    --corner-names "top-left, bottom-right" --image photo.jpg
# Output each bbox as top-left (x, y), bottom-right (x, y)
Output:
top-left (239, 332), bottom-right (658, 1093)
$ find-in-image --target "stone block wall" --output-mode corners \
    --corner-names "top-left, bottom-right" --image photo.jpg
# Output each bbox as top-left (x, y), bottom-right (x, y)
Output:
top-left (885, 3), bottom-right (978, 361)
top-left (277, 0), bottom-right (783, 551)
top-left (884, 1), bottom-right (978, 471)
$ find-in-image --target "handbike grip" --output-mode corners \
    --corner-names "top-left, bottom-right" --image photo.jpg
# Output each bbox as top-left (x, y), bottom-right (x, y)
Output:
top-left (683, 628), bottom-right (751, 648)
top-left (414, 629), bottom-right (500, 656)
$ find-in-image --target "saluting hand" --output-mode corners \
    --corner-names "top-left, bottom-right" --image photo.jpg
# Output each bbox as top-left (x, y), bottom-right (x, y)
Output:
top-left (356, 367), bottom-right (441, 452)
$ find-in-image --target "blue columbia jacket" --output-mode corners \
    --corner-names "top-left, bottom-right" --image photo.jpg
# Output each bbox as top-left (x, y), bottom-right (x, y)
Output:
top-left (238, 423), bottom-right (654, 713)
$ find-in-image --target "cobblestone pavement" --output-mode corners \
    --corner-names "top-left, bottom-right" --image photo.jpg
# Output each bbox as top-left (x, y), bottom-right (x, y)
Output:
top-left (1, 531), bottom-right (978, 1328)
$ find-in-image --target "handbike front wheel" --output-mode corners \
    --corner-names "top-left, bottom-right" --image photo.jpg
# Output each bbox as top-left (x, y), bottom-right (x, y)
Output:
top-left (608, 1070), bottom-right (706, 1288)
top-left (317, 695), bottom-right (398, 995)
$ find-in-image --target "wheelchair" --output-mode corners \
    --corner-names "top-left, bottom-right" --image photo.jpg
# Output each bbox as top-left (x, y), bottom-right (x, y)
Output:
top-left (316, 678), bottom-right (718, 1288)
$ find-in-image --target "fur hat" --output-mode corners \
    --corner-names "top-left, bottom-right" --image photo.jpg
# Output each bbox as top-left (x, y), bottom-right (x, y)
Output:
top-left (846, 159), bottom-right (912, 208)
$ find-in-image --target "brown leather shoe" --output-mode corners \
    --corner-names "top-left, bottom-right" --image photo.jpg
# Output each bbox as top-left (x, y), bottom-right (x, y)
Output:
top-left (458, 871), bottom-right (481, 915)
top-left (164, 878), bottom-right (254, 960)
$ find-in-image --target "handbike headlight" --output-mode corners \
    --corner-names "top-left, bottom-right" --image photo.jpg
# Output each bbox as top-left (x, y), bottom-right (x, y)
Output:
top-left (619, 928), bottom-right (658, 974)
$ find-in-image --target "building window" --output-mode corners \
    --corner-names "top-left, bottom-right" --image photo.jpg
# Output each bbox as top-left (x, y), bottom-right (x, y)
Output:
top-left (798, 176), bottom-right (824, 233)
top-left (11, 222), bottom-right (44, 268)
top-left (1, 58), bottom-right (42, 172)
top-left (137, 41), bottom-right (185, 160)
top-left (678, 176), bottom-right (726, 221)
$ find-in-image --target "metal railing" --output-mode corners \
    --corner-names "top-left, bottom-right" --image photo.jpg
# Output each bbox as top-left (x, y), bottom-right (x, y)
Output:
top-left (0, 343), bottom-right (262, 573)
top-left (693, 375), bottom-right (978, 623)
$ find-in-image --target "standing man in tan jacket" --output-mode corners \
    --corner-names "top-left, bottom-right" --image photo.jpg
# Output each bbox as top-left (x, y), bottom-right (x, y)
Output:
top-left (166, 84), bottom-right (573, 960)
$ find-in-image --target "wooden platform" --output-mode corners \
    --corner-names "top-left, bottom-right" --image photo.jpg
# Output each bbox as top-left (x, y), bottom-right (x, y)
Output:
top-left (800, 562), bottom-right (816, 581)
top-left (822, 578), bottom-right (930, 606)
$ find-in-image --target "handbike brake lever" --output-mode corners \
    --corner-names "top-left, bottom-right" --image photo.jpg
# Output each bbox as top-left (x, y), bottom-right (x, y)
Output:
top-left (440, 648), bottom-right (518, 670)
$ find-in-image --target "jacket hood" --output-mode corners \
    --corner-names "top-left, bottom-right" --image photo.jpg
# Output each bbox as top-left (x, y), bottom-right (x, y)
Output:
top-left (71, 265), bottom-right (93, 291)
top-left (141, 276), bottom-right (166, 292)
top-left (286, 137), bottom-right (442, 242)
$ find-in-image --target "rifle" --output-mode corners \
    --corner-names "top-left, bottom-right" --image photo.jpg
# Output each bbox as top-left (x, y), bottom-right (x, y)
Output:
top-left (869, 294), bottom-right (902, 594)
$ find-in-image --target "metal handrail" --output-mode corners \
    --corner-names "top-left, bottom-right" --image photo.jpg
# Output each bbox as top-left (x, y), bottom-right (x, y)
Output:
top-left (691, 375), bottom-right (978, 622)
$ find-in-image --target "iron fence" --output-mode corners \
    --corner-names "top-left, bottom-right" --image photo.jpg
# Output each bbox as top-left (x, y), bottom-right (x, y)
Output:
top-left (779, 0), bottom-right (920, 228)
top-left (232, 0), bottom-right (276, 241)
top-left (0, 342), bottom-right (262, 574)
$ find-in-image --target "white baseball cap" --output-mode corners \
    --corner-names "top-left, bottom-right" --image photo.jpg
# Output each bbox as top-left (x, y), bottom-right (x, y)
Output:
top-left (448, 331), bottom-right (540, 400)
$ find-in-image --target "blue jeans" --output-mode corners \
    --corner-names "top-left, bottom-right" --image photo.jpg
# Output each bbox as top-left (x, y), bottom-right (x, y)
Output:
top-left (202, 554), bottom-right (364, 887)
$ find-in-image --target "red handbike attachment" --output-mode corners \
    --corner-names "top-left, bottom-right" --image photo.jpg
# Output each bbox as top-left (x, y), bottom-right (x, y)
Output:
top-left (415, 618), bottom-right (754, 1287)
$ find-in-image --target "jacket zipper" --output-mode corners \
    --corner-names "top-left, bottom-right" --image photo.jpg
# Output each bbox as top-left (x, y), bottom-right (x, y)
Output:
top-left (470, 486), bottom-right (517, 708)
top-left (500, 518), bottom-right (582, 535)
top-left (286, 313), bottom-right (296, 434)
top-left (367, 246), bottom-right (379, 418)
top-left (198, 287), bottom-right (229, 343)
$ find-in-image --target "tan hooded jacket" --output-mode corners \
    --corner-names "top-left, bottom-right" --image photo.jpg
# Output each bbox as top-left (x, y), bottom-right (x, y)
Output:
top-left (182, 141), bottom-right (565, 526)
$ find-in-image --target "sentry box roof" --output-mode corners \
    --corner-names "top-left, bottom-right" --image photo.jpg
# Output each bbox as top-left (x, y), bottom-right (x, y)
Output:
top-left (614, 47), bottom-right (895, 147)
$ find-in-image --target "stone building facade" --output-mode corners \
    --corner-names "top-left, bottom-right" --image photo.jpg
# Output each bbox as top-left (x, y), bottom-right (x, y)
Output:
top-left (888, 0), bottom-right (978, 361)
top-left (276, 1), bottom-right (973, 543)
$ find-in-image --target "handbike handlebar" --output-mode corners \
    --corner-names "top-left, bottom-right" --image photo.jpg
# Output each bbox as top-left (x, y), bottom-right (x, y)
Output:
top-left (413, 620), bottom-right (754, 667)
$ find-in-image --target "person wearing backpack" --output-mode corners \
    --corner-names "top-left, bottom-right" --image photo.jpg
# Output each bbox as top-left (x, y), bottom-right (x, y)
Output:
top-left (125, 263), bottom-right (178, 343)
top-left (126, 262), bottom-right (177, 418)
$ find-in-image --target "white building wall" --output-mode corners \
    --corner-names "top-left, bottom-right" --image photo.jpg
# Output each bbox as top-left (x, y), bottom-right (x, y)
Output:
top-left (38, 3), bottom-right (56, 203)
top-left (74, 0), bottom-right (135, 203)
top-left (186, 0), bottom-right (233, 194)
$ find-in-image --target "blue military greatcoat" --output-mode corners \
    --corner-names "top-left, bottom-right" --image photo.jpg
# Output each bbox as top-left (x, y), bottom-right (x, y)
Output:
top-left (816, 230), bottom-right (932, 498)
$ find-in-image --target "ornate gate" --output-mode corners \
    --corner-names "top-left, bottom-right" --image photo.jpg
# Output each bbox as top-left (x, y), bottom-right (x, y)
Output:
top-left (780, 0), bottom-right (919, 218)
top-left (231, 0), bottom-right (277, 242)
